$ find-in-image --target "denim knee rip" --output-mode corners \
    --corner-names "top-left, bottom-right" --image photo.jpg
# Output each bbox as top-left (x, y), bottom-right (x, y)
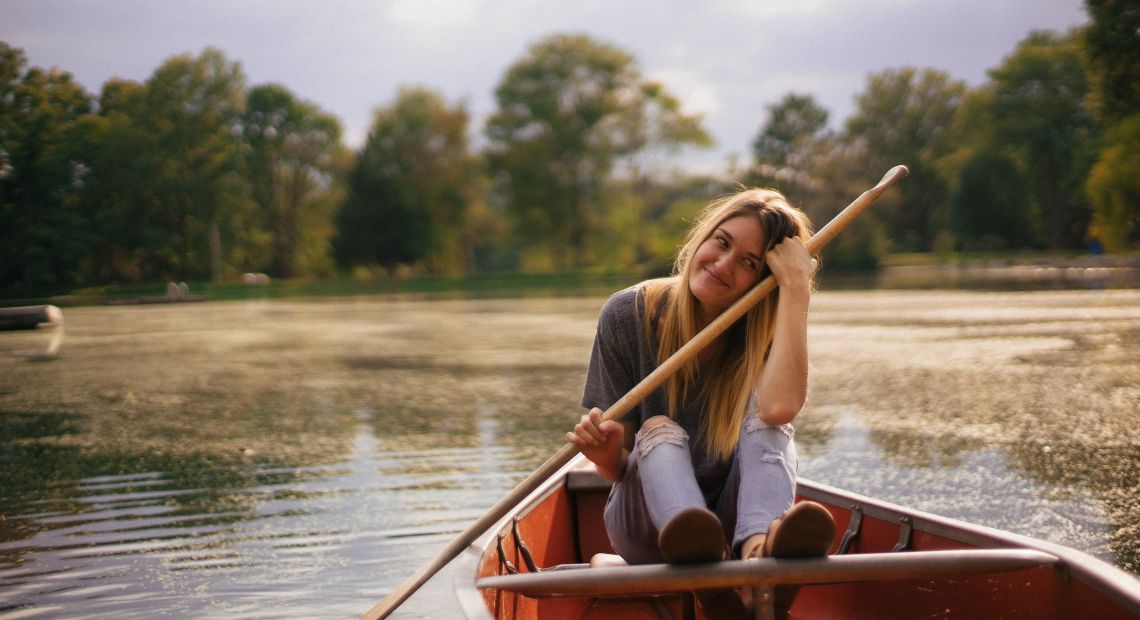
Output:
top-left (634, 417), bottom-right (688, 460)
top-left (742, 418), bottom-right (795, 464)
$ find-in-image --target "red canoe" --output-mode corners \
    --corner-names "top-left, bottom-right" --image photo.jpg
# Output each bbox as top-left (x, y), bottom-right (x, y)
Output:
top-left (458, 455), bottom-right (1140, 619)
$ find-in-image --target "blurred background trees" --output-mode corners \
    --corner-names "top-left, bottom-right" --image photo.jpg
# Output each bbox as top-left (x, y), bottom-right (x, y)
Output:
top-left (1082, 0), bottom-right (1140, 252)
top-left (243, 84), bottom-right (344, 280)
top-left (1, 1), bottom-right (1137, 294)
top-left (484, 34), bottom-right (709, 271)
top-left (0, 43), bottom-right (94, 289)
top-left (334, 87), bottom-right (476, 275)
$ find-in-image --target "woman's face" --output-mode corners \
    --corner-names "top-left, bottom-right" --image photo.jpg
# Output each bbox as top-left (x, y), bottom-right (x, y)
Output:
top-left (688, 215), bottom-right (766, 322)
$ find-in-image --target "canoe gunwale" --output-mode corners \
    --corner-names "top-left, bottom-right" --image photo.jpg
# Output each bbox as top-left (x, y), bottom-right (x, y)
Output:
top-left (476, 548), bottom-right (1060, 598)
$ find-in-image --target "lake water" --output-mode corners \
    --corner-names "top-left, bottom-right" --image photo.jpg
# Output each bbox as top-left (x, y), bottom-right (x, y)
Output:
top-left (1, 288), bottom-right (1138, 618)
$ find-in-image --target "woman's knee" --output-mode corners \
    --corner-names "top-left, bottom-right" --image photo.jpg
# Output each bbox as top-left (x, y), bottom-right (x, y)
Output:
top-left (740, 419), bottom-right (796, 466)
top-left (635, 415), bottom-right (688, 458)
top-left (742, 418), bottom-right (793, 444)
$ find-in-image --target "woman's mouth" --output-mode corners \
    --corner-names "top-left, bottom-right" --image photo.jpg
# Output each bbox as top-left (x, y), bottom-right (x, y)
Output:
top-left (704, 267), bottom-right (729, 287)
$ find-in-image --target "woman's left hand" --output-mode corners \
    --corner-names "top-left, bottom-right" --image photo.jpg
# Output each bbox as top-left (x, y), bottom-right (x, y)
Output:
top-left (765, 236), bottom-right (816, 292)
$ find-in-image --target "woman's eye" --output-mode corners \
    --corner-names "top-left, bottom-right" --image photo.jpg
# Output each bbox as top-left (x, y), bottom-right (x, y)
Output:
top-left (743, 259), bottom-right (757, 270)
top-left (716, 236), bottom-right (728, 248)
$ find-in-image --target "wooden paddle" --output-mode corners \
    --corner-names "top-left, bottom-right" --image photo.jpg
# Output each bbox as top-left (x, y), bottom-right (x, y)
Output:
top-left (360, 164), bottom-right (909, 620)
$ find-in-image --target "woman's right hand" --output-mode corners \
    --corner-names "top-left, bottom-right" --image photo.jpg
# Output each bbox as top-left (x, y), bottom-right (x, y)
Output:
top-left (566, 407), bottom-right (626, 481)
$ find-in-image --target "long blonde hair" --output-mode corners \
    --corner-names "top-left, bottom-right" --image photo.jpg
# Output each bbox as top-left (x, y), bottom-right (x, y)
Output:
top-left (642, 188), bottom-right (814, 460)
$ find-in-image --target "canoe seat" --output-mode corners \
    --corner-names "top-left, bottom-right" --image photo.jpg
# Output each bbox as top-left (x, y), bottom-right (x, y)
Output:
top-left (476, 548), bottom-right (1059, 599)
top-left (566, 467), bottom-right (613, 491)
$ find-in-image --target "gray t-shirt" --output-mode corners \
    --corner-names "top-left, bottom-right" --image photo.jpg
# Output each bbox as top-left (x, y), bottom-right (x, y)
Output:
top-left (581, 285), bottom-right (732, 505)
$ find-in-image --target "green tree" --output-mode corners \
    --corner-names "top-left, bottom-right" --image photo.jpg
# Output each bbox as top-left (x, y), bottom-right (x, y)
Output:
top-left (1084, 0), bottom-right (1140, 124)
top-left (749, 93), bottom-right (829, 192)
top-left (798, 138), bottom-right (892, 271)
top-left (846, 68), bottom-right (966, 252)
top-left (950, 151), bottom-right (1038, 250)
top-left (1082, 1), bottom-right (1140, 252)
top-left (485, 33), bottom-right (708, 269)
top-left (1086, 114), bottom-right (1140, 251)
top-left (986, 30), bottom-right (1097, 249)
top-left (612, 81), bottom-right (712, 269)
top-left (334, 87), bottom-right (476, 274)
top-left (242, 84), bottom-right (343, 278)
top-left (80, 79), bottom-right (158, 283)
top-left (0, 42), bottom-right (95, 290)
top-left (130, 48), bottom-right (250, 282)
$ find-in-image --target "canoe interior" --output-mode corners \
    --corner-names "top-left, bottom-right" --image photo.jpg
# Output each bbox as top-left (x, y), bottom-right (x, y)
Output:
top-left (464, 457), bottom-right (1140, 620)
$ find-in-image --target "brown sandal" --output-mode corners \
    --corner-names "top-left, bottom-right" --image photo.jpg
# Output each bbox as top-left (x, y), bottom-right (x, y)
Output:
top-left (763, 501), bottom-right (837, 559)
top-left (658, 507), bottom-right (749, 620)
top-left (761, 502), bottom-right (837, 619)
top-left (658, 506), bottom-right (727, 564)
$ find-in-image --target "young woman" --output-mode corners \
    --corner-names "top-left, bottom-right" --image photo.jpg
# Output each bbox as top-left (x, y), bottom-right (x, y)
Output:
top-left (567, 188), bottom-right (836, 618)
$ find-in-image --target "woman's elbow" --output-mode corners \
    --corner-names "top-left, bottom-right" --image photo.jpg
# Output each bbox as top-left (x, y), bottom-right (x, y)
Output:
top-left (757, 401), bottom-right (802, 426)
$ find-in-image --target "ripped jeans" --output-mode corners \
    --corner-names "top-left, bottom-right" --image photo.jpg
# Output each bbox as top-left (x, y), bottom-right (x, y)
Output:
top-left (603, 415), bottom-right (797, 564)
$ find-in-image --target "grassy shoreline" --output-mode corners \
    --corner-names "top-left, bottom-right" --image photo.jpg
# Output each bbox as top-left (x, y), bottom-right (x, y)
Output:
top-left (3, 250), bottom-right (1138, 308)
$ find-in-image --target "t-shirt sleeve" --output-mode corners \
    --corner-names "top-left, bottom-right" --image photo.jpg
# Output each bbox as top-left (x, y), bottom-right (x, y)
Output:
top-left (581, 288), bottom-right (641, 417)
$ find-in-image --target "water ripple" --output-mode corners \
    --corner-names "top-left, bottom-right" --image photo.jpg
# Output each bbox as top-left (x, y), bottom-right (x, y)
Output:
top-left (0, 426), bottom-right (528, 618)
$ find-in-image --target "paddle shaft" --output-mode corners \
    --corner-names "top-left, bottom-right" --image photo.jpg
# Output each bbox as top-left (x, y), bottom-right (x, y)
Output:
top-left (360, 164), bottom-right (908, 620)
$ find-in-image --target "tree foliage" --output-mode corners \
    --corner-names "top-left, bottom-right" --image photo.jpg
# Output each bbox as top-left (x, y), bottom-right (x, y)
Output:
top-left (951, 151), bottom-right (1037, 250)
top-left (985, 30), bottom-right (1097, 249)
top-left (1086, 114), bottom-right (1140, 251)
top-left (334, 87), bottom-right (476, 273)
top-left (134, 48), bottom-right (250, 282)
top-left (0, 42), bottom-right (95, 289)
top-left (1082, 1), bottom-right (1140, 253)
top-left (2, 16), bottom-right (1137, 294)
top-left (747, 93), bottom-right (830, 207)
top-left (1083, 0), bottom-right (1140, 124)
top-left (846, 67), bottom-right (966, 252)
top-left (485, 33), bottom-right (708, 269)
top-left (243, 84), bottom-right (343, 278)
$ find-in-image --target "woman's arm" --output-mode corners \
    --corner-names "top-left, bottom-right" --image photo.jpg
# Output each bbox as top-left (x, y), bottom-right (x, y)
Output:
top-left (754, 236), bottom-right (815, 425)
top-left (576, 288), bottom-right (644, 481)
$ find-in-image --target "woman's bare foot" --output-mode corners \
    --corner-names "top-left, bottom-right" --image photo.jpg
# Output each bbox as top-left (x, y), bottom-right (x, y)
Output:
top-left (589, 553), bottom-right (627, 568)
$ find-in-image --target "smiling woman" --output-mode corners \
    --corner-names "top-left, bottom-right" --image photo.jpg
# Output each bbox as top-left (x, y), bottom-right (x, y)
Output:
top-left (565, 187), bottom-right (826, 618)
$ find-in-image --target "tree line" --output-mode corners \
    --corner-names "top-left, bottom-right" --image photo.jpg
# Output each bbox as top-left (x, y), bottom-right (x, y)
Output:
top-left (1, 1), bottom-right (1136, 292)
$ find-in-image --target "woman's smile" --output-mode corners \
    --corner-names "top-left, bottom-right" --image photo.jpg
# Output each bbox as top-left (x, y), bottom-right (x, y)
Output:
top-left (688, 215), bottom-right (766, 321)
top-left (702, 266), bottom-right (729, 287)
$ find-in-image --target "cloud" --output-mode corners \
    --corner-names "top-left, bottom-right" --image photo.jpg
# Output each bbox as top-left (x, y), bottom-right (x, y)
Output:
top-left (1, 0), bottom-right (1088, 171)
top-left (389, 0), bottom-right (480, 30)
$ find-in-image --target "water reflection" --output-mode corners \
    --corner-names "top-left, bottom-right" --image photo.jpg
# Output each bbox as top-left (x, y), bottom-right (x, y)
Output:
top-left (0, 422), bottom-right (536, 618)
top-left (0, 291), bottom-right (1137, 618)
top-left (0, 320), bottom-right (64, 361)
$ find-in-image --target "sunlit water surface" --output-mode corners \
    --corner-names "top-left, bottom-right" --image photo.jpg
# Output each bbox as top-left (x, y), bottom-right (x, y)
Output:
top-left (1, 290), bottom-right (1138, 618)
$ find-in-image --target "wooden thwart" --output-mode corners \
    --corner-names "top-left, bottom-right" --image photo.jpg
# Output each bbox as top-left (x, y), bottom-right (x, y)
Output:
top-left (477, 549), bottom-right (1059, 598)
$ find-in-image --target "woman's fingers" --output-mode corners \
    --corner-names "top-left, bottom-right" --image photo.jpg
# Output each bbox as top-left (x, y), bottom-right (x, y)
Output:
top-left (568, 409), bottom-right (610, 446)
top-left (768, 237), bottom-right (815, 283)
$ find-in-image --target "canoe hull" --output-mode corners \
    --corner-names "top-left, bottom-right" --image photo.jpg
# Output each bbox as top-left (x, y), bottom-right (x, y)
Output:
top-left (458, 455), bottom-right (1140, 619)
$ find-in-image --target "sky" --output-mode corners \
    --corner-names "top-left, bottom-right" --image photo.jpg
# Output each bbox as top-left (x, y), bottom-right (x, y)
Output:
top-left (2, 0), bottom-right (1089, 173)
